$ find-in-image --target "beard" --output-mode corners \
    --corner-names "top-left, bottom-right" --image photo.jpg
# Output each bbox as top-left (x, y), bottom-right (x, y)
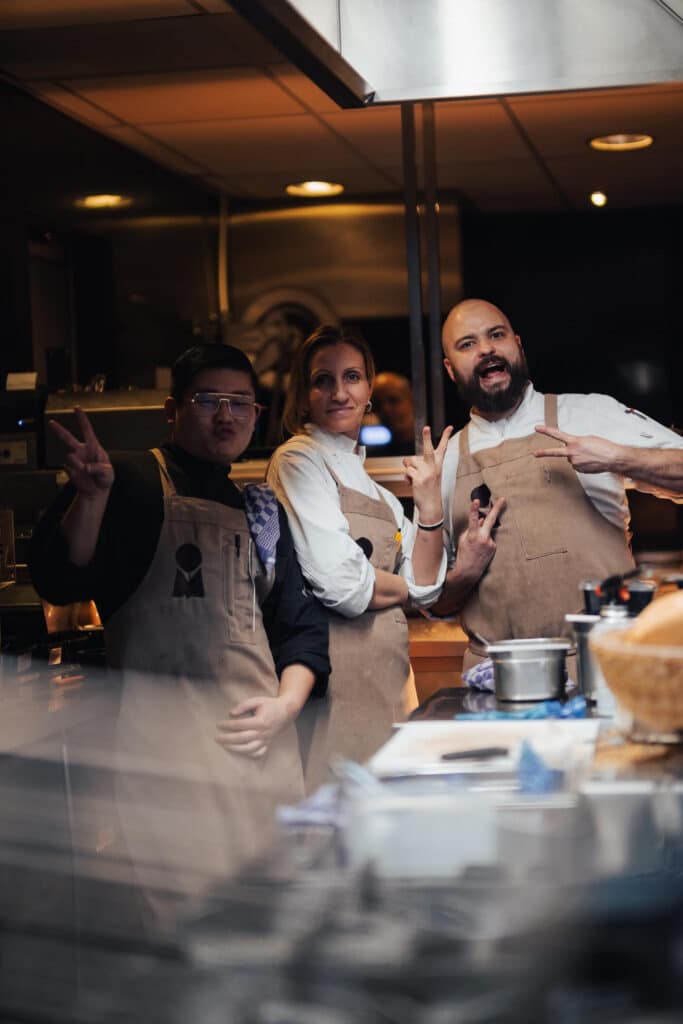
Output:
top-left (454, 352), bottom-right (530, 415)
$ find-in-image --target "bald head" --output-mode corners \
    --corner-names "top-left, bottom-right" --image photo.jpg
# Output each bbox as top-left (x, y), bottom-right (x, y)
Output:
top-left (442, 299), bottom-right (514, 353)
top-left (441, 298), bottom-right (528, 419)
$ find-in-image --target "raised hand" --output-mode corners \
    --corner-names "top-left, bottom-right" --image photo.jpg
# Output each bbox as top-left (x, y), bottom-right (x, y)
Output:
top-left (402, 424), bottom-right (454, 524)
top-left (534, 424), bottom-right (623, 474)
top-left (455, 495), bottom-right (507, 583)
top-left (49, 408), bottom-right (114, 496)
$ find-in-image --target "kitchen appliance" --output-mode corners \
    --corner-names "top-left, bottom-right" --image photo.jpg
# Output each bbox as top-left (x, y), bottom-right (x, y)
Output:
top-left (485, 638), bottom-right (571, 702)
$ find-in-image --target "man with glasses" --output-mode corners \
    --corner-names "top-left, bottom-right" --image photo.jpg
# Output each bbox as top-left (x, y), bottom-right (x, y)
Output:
top-left (30, 343), bottom-right (329, 925)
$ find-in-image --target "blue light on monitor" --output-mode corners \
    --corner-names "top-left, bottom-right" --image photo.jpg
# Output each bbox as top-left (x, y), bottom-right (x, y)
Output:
top-left (360, 424), bottom-right (392, 446)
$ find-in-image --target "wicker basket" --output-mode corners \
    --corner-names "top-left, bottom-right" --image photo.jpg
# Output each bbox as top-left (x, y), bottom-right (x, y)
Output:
top-left (590, 630), bottom-right (683, 731)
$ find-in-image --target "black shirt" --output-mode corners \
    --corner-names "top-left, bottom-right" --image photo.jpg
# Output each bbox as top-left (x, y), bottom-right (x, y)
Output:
top-left (30, 443), bottom-right (329, 690)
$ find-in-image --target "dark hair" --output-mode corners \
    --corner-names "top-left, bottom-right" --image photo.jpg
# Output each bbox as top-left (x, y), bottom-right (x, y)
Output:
top-left (171, 343), bottom-right (259, 403)
top-left (283, 324), bottom-right (375, 436)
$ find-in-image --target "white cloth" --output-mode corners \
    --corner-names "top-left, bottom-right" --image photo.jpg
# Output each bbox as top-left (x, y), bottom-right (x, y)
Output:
top-left (441, 384), bottom-right (683, 566)
top-left (267, 424), bottom-right (447, 617)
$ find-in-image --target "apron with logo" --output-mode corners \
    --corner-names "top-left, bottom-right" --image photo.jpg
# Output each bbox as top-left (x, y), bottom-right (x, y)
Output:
top-left (302, 468), bottom-right (417, 791)
top-left (451, 394), bottom-right (635, 670)
top-left (107, 449), bottom-right (304, 924)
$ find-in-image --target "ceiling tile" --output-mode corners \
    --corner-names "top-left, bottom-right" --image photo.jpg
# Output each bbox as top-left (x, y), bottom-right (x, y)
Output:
top-left (546, 151), bottom-right (683, 208)
top-left (141, 115), bottom-right (366, 174)
top-left (0, 0), bottom-right (194, 30)
top-left (320, 106), bottom-right (404, 165)
top-left (269, 63), bottom-right (341, 114)
top-left (65, 68), bottom-right (305, 123)
top-left (0, 13), bottom-right (279, 80)
top-left (438, 158), bottom-right (563, 212)
top-left (509, 86), bottom-right (683, 158)
top-left (27, 81), bottom-right (120, 127)
top-left (435, 99), bottom-right (530, 163)
top-left (217, 164), bottom-right (398, 199)
top-left (102, 124), bottom-right (212, 175)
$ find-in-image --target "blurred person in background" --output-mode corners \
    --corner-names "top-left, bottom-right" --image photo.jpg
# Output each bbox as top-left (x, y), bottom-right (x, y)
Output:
top-left (370, 371), bottom-right (416, 454)
top-left (268, 325), bottom-right (450, 790)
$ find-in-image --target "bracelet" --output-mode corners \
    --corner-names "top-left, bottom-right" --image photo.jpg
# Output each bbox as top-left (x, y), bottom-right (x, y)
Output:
top-left (417, 518), bottom-right (444, 531)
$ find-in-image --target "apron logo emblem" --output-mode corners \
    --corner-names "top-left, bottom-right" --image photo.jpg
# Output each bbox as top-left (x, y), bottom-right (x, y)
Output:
top-left (355, 536), bottom-right (374, 559)
top-left (173, 543), bottom-right (205, 598)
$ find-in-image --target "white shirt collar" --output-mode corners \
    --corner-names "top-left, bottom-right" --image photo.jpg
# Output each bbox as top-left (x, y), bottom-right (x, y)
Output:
top-left (469, 381), bottom-right (539, 432)
top-left (304, 422), bottom-right (366, 462)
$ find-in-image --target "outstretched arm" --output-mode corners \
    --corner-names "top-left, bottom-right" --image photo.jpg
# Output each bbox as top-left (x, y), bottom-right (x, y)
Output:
top-left (430, 496), bottom-right (507, 617)
top-left (49, 408), bottom-right (115, 566)
top-left (534, 425), bottom-right (683, 496)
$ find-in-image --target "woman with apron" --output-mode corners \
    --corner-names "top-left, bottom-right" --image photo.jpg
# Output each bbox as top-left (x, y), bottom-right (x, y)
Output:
top-left (268, 325), bottom-right (450, 790)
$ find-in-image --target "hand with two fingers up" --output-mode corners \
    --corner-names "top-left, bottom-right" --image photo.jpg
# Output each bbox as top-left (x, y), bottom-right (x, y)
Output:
top-left (50, 407), bottom-right (115, 496)
top-left (402, 424), bottom-right (454, 525)
top-left (533, 424), bottom-right (623, 474)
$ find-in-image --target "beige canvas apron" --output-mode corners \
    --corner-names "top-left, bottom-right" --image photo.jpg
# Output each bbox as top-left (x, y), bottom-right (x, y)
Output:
top-left (302, 469), bottom-right (417, 791)
top-left (107, 450), bottom-right (304, 924)
top-left (452, 394), bottom-right (635, 670)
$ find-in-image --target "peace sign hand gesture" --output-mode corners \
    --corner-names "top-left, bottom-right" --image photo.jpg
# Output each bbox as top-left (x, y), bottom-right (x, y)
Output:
top-left (534, 424), bottom-right (623, 475)
top-left (402, 424), bottom-right (454, 525)
top-left (49, 408), bottom-right (115, 497)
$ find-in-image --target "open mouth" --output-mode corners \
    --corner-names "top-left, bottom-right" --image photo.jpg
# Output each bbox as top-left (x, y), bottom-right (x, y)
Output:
top-left (476, 358), bottom-right (510, 384)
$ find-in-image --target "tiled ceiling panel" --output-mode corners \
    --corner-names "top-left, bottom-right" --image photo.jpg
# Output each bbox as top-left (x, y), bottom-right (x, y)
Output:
top-left (0, 0), bottom-right (197, 30)
top-left (218, 163), bottom-right (400, 199)
top-left (438, 158), bottom-right (562, 212)
top-left (0, 14), bottom-right (281, 80)
top-left (320, 106), bottom-right (404, 165)
top-left (547, 150), bottom-right (683, 208)
top-left (65, 68), bottom-right (305, 123)
top-left (269, 63), bottom-right (341, 114)
top-left (509, 85), bottom-right (683, 158)
top-left (435, 100), bottom-right (530, 163)
top-left (142, 114), bottom-right (365, 174)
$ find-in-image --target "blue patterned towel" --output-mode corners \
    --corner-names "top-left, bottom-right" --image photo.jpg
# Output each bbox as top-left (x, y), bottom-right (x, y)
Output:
top-left (243, 483), bottom-right (280, 575)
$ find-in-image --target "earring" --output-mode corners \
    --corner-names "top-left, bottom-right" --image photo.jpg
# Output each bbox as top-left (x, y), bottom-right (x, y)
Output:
top-left (365, 400), bottom-right (373, 413)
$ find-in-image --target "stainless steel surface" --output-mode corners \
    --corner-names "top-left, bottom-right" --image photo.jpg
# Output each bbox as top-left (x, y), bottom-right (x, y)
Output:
top-left (401, 103), bottom-right (427, 451)
top-left (566, 613), bottom-right (601, 700)
top-left (486, 638), bottom-right (571, 702)
top-left (253, 0), bottom-right (683, 105)
top-left (229, 201), bottom-right (463, 322)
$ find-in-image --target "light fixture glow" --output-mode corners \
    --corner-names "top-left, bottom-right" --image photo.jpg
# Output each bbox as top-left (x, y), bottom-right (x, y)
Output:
top-left (74, 194), bottom-right (133, 209)
top-left (589, 133), bottom-right (653, 152)
top-left (590, 191), bottom-right (608, 207)
top-left (285, 180), bottom-right (344, 198)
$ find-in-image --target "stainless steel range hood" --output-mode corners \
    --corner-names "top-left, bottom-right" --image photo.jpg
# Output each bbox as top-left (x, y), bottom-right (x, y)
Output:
top-left (231, 0), bottom-right (683, 105)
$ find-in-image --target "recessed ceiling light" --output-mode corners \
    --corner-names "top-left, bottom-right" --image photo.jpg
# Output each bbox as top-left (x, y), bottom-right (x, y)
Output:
top-left (285, 180), bottom-right (344, 197)
top-left (589, 134), bottom-right (653, 152)
top-left (590, 191), bottom-right (608, 207)
top-left (74, 194), bottom-right (133, 209)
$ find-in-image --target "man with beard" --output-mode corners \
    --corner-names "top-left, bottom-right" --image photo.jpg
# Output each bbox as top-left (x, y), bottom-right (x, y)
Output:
top-left (432, 298), bottom-right (683, 666)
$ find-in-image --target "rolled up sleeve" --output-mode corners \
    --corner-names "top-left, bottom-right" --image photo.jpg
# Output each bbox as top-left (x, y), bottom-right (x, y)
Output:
top-left (268, 446), bottom-right (376, 617)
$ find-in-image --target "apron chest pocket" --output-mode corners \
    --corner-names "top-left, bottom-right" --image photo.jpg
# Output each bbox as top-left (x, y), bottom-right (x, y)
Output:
top-left (223, 533), bottom-right (258, 645)
top-left (504, 460), bottom-right (569, 561)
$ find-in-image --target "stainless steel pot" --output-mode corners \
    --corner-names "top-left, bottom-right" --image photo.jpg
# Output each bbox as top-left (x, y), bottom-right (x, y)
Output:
top-left (486, 638), bottom-right (571, 702)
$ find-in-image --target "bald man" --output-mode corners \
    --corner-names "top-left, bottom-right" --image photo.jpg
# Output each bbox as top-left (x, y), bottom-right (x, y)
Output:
top-left (432, 298), bottom-right (683, 667)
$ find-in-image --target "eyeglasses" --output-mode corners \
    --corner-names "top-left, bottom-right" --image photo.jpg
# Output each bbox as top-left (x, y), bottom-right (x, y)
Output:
top-left (190, 392), bottom-right (264, 420)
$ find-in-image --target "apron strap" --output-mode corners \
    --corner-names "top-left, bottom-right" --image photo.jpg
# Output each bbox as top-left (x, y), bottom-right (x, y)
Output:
top-left (458, 423), bottom-right (471, 458)
top-left (149, 448), bottom-right (176, 498)
top-left (544, 393), bottom-right (559, 429)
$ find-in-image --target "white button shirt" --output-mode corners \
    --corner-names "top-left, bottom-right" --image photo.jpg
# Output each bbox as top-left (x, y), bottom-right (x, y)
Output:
top-left (268, 424), bottom-right (447, 617)
top-left (441, 384), bottom-right (683, 565)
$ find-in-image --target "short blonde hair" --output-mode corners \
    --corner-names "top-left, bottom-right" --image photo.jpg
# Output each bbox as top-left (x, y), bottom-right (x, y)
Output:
top-left (283, 324), bottom-right (376, 436)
